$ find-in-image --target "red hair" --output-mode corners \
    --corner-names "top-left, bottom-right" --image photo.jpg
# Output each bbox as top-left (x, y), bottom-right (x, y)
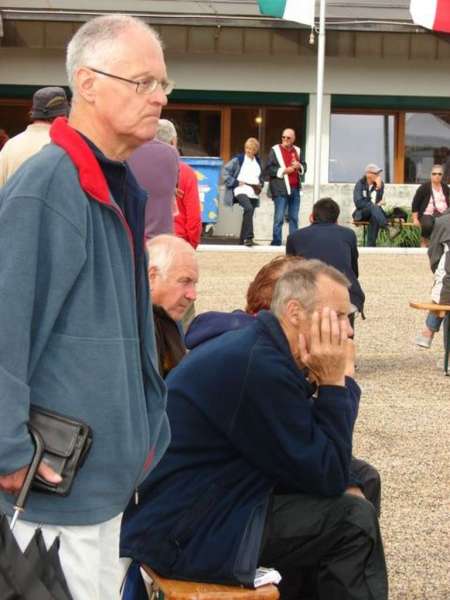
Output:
top-left (245, 255), bottom-right (304, 314)
top-left (0, 129), bottom-right (9, 150)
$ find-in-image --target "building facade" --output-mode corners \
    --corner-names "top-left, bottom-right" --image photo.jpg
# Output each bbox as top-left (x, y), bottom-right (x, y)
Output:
top-left (1, 1), bottom-right (450, 238)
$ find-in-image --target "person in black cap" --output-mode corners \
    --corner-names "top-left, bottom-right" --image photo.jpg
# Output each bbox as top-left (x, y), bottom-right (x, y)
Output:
top-left (352, 163), bottom-right (388, 246)
top-left (0, 86), bottom-right (69, 185)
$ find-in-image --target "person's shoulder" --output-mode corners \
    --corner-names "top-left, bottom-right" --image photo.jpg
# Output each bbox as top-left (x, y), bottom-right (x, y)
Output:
top-left (336, 222), bottom-right (356, 238)
top-left (3, 143), bottom-right (87, 222)
top-left (132, 139), bottom-right (178, 160)
top-left (179, 160), bottom-right (195, 176)
top-left (287, 224), bottom-right (312, 245)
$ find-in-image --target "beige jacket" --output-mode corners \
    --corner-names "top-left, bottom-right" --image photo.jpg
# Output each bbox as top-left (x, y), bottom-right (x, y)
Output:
top-left (0, 122), bottom-right (51, 186)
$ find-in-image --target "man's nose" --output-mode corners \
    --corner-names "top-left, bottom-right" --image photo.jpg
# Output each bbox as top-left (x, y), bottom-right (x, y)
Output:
top-left (347, 318), bottom-right (354, 338)
top-left (149, 85), bottom-right (168, 107)
top-left (185, 284), bottom-right (197, 301)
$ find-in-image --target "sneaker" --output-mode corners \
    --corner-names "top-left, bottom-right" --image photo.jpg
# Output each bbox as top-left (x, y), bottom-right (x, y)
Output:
top-left (244, 239), bottom-right (258, 247)
top-left (415, 334), bottom-right (433, 348)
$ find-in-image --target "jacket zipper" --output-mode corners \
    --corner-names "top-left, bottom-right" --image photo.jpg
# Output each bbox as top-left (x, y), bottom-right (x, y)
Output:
top-left (91, 193), bottom-right (150, 500)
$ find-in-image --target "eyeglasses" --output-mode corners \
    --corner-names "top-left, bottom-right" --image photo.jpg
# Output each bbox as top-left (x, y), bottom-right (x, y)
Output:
top-left (88, 67), bottom-right (175, 95)
top-left (281, 136), bottom-right (293, 140)
top-left (432, 172), bottom-right (443, 176)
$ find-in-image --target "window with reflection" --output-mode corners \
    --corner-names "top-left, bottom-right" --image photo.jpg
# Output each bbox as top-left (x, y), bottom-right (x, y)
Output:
top-left (404, 112), bottom-right (450, 183)
top-left (230, 106), bottom-right (304, 160)
top-left (230, 108), bottom-right (261, 157)
top-left (329, 113), bottom-right (395, 183)
top-left (161, 108), bottom-right (221, 156)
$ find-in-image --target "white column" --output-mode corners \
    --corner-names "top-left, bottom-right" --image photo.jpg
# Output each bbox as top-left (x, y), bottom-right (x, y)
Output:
top-left (304, 93), bottom-right (331, 186)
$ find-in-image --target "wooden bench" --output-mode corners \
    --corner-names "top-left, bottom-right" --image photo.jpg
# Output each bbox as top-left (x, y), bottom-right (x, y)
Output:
top-left (410, 301), bottom-right (450, 375)
top-left (352, 219), bottom-right (417, 246)
top-left (141, 567), bottom-right (279, 600)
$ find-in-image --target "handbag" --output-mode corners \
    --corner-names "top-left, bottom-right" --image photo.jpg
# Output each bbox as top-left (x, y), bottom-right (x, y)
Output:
top-left (419, 189), bottom-right (441, 239)
top-left (29, 405), bottom-right (93, 497)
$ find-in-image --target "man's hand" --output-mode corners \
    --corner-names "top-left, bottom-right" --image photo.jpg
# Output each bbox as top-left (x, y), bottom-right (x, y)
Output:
top-left (284, 166), bottom-right (295, 175)
top-left (0, 461), bottom-right (62, 495)
top-left (291, 160), bottom-right (302, 171)
top-left (298, 308), bottom-right (348, 387)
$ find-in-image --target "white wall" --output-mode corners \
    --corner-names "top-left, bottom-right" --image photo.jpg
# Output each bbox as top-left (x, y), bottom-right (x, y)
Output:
top-left (2, 47), bottom-right (450, 97)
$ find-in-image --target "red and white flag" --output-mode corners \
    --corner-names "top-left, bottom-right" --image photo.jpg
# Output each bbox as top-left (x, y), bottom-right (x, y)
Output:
top-left (410, 0), bottom-right (450, 33)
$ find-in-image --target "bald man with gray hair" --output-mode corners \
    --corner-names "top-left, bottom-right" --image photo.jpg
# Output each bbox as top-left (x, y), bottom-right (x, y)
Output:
top-left (0, 14), bottom-right (172, 599)
top-left (156, 118), bottom-right (178, 145)
top-left (147, 235), bottom-right (198, 377)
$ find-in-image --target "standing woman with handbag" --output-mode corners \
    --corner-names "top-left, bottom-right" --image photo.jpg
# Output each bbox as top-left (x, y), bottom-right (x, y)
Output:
top-left (412, 165), bottom-right (450, 247)
top-left (223, 137), bottom-right (263, 247)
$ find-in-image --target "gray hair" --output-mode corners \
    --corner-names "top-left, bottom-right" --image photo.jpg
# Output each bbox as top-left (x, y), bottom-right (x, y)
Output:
top-left (156, 119), bottom-right (177, 145)
top-left (66, 14), bottom-right (162, 93)
top-left (146, 234), bottom-right (196, 278)
top-left (271, 260), bottom-right (350, 318)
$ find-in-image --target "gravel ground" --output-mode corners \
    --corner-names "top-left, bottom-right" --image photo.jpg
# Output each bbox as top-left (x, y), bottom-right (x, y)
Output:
top-left (195, 251), bottom-right (450, 600)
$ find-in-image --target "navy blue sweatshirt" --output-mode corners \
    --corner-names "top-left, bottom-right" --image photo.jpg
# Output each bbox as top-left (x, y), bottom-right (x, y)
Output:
top-left (121, 311), bottom-right (359, 586)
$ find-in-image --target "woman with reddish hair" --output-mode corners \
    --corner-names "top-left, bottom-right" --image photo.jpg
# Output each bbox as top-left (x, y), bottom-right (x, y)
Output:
top-left (0, 129), bottom-right (9, 151)
top-left (185, 255), bottom-right (303, 348)
top-left (245, 255), bottom-right (304, 314)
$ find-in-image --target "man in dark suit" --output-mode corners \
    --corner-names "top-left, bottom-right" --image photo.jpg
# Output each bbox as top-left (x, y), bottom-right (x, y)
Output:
top-left (286, 197), bottom-right (365, 326)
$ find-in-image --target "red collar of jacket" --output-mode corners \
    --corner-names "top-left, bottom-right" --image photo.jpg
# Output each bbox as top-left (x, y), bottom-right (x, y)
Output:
top-left (50, 117), bottom-right (111, 206)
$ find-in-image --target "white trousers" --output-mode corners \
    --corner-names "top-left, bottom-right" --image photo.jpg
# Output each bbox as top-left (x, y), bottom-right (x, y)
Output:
top-left (12, 513), bottom-right (125, 600)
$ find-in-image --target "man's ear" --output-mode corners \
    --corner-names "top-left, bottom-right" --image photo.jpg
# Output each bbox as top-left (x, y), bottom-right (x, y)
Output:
top-left (309, 213), bottom-right (314, 224)
top-left (148, 266), bottom-right (158, 284)
top-left (74, 67), bottom-right (97, 103)
top-left (285, 299), bottom-right (303, 327)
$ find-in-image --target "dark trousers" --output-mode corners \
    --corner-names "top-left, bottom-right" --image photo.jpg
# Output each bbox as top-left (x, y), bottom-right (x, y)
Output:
top-left (356, 204), bottom-right (387, 247)
top-left (236, 194), bottom-right (257, 242)
top-left (350, 457), bottom-right (381, 518)
top-left (259, 493), bottom-right (388, 600)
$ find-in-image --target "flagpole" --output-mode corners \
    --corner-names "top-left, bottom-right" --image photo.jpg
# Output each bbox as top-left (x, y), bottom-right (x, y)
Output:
top-left (313, 0), bottom-right (326, 204)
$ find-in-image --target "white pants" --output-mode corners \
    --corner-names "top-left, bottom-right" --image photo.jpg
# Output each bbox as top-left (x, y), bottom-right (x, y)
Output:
top-left (12, 513), bottom-right (124, 600)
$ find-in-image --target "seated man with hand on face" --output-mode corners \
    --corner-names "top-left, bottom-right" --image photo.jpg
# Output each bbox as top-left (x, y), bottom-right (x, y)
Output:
top-left (121, 260), bottom-right (388, 600)
top-left (147, 234), bottom-right (198, 378)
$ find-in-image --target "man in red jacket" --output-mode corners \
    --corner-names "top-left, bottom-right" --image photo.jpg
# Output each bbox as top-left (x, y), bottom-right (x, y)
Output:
top-left (156, 119), bottom-right (202, 248)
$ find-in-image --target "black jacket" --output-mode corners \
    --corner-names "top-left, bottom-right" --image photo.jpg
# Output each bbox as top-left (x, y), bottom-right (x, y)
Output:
top-left (264, 144), bottom-right (306, 197)
top-left (411, 181), bottom-right (450, 219)
top-left (286, 222), bottom-right (365, 312)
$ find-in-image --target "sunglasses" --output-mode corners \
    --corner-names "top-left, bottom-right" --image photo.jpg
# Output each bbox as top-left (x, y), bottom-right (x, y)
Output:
top-left (432, 172), bottom-right (443, 176)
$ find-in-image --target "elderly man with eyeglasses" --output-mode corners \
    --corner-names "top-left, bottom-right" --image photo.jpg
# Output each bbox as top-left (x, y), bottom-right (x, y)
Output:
top-left (264, 128), bottom-right (307, 246)
top-left (0, 14), bottom-right (172, 599)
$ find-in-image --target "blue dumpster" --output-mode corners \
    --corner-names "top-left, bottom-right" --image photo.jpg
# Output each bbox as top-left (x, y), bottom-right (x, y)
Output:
top-left (180, 157), bottom-right (223, 224)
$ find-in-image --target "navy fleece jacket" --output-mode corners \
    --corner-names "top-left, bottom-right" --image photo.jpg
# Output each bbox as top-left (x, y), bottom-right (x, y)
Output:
top-left (121, 311), bottom-right (360, 586)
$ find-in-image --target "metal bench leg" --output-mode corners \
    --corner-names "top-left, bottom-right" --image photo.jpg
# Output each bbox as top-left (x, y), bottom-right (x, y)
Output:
top-left (363, 224), bottom-right (367, 247)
